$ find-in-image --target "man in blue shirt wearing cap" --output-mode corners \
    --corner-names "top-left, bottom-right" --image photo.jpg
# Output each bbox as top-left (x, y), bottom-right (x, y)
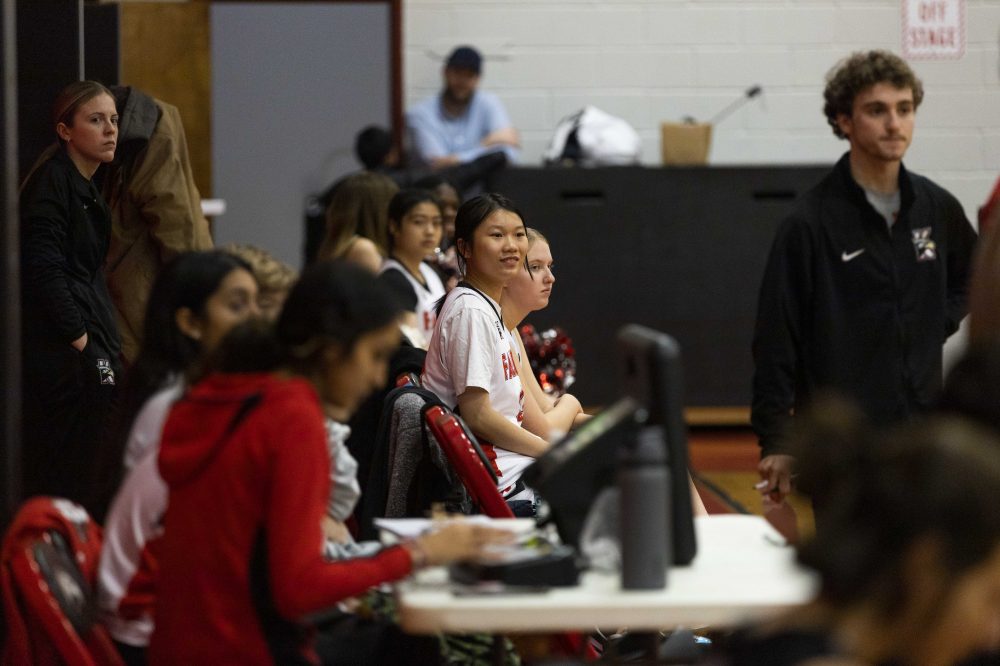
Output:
top-left (407, 45), bottom-right (520, 168)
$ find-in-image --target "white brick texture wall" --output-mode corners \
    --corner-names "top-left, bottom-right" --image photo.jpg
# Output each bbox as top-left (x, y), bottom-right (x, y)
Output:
top-left (404, 0), bottom-right (1000, 222)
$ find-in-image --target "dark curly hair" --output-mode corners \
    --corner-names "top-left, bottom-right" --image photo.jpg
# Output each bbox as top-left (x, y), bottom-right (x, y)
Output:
top-left (823, 50), bottom-right (924, 139)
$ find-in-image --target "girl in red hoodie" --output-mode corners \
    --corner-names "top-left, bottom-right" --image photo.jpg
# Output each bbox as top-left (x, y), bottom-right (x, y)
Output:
top-left (149, 261), bottom-right (507, 665)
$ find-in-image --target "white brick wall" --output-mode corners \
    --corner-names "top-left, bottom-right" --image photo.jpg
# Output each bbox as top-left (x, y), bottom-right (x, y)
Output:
top-left (404, 0), bottom-right (1000, 222)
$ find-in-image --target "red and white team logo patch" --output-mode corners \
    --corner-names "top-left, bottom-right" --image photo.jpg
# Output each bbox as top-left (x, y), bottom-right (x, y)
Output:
top-left (911, 227), bottom-right (937, 262)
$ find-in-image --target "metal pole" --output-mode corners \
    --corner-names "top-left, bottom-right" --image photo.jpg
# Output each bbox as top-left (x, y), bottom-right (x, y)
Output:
top-left (1, 0), bottom-right (21, 530)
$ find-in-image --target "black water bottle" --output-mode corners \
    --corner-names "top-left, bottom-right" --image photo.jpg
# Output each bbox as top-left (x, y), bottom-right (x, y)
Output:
top-left (618, 425), bottom-right (670, 590)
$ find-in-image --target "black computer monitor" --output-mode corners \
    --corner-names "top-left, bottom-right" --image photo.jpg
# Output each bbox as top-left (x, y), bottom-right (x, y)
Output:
top-left (523, 396), bottom-right (641, 550)
top-left (523, 325), bottom-right (697, 566)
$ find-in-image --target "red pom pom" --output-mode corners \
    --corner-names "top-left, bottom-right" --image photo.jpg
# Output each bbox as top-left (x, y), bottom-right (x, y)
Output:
top-left (518, 325), bottom-right (577, 396)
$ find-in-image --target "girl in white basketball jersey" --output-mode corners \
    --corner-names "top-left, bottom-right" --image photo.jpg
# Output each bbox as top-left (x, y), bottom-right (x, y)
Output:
top-left (504, 229), bottom-right (709, 516)
top-left (502, 228), bottom-right (587, 437)
top-left (422, 193), bottom-right (549, 516)
top-left (379, 189), bottom-right (446, 349)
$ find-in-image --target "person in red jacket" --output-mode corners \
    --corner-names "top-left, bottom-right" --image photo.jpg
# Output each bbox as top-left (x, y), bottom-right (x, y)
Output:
top-left (148, 261), bottom-right (508, 665)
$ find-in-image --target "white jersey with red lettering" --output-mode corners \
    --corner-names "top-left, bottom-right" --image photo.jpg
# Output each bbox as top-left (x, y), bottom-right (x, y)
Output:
top-left (422, 286), bottom-right (532, 497)
top-left (379, 258), bottom-right (445, 347)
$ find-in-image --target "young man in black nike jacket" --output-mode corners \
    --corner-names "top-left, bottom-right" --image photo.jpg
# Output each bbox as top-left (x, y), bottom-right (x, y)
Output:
top-left (752, 51), bottom-right (978, 500)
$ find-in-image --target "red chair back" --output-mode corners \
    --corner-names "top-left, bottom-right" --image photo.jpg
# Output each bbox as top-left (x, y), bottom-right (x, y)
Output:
top-left (423, 409), bottom-right (599, 660)
top-left (424, 406), bottom-right (515, 518)
top-left (395, 371), bottom-right (421, 388)
top-left (2, 497), bottom-right (124, 666)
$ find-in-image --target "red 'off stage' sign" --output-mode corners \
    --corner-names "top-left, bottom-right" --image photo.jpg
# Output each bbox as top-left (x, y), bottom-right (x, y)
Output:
top-left (902, 0), bottom-right (965, 60)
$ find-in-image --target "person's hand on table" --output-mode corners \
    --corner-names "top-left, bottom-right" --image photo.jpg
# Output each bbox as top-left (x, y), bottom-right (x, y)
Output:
top-left (406, 522), bottom-right (515, 567)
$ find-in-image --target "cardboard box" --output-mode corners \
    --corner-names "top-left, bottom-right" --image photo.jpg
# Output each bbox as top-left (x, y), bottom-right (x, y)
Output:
top-left (660, 122), bottom-right (712, 165)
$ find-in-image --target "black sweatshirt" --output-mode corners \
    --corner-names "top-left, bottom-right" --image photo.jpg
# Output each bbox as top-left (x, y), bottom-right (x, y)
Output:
top-left (20, 147), bottom-right (122, 363)
top-left (751, 152), bottom-right (978, 457)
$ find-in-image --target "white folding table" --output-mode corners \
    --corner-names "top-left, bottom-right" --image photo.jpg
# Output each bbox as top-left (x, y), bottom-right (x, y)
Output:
top-left (396, 514), bottom-right (818, 634)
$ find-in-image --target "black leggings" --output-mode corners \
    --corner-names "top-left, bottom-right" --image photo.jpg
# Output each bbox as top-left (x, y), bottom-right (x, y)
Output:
top-left (22, 341), bottom-right (119, 511)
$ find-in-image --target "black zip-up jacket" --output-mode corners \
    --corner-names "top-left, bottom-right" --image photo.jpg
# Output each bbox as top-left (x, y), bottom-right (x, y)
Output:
top-left (20, 147), bottom-right (122, 366)
top-left (751, 152), bottom-right (978, 457)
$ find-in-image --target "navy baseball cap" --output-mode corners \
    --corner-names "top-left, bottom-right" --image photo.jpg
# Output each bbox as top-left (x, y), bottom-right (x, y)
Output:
top-left (445, 46), bottom-right (482, 74)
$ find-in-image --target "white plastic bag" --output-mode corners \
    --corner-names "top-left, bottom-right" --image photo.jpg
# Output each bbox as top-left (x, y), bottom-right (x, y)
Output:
top-left (544, 106), bottom-right (641, 166)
